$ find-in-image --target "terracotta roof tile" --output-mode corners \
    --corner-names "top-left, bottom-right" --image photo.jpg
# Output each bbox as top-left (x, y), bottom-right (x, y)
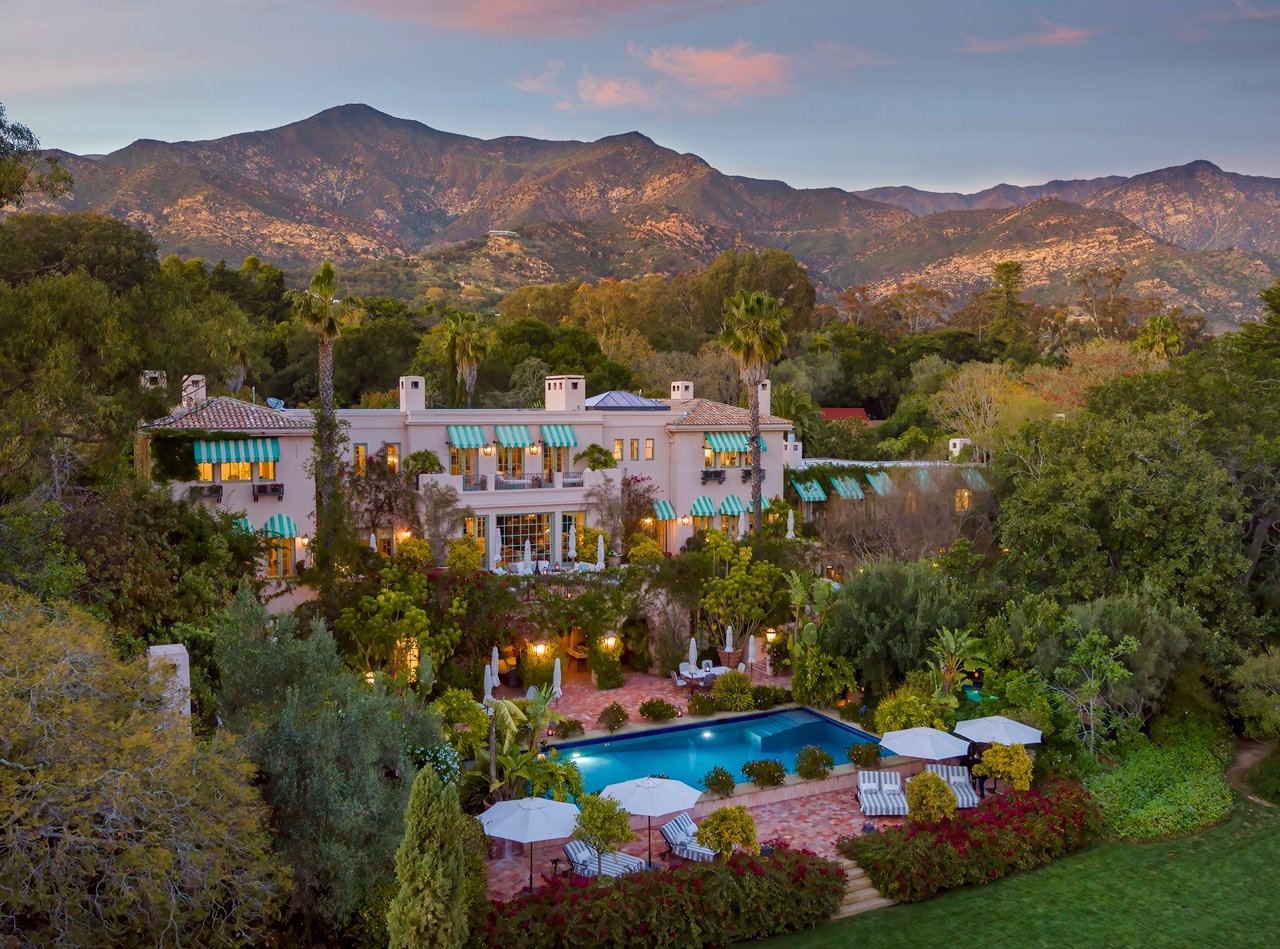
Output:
top-left (657, 398), bottom-right (791, 429)
top-left (145, 397), bottom-right (313, 433)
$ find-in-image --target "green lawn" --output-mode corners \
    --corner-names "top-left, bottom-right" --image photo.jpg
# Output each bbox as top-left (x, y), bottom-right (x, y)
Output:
top-left (769, 795), bottom-right (1279, 949)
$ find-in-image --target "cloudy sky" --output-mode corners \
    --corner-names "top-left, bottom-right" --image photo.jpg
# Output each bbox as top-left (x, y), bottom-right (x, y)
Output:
top-left (3, 0), bottom-right (1278, 191)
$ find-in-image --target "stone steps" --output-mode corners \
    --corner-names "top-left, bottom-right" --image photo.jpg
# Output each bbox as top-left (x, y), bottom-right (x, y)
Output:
top-left (832, 856), bottom-right (894, 919)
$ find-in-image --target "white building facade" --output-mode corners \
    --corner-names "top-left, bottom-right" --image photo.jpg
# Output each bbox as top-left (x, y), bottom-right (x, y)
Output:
top-left (141, 374), bottom-right (798, 579)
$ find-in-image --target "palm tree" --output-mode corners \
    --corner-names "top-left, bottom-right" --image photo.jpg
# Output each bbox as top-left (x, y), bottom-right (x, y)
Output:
top-left (721, 290), bottom-right (788, 534)
top-left (928, 626), bottom-right (988, 695)
top-left (288, 262), bottom-right (360, 569)
top-left (770, 382), bottom-right (823, 444)
top-left (445, 311), bottom-right (493, 407)
top-left (1136, 310), bottom-right (1186, 360)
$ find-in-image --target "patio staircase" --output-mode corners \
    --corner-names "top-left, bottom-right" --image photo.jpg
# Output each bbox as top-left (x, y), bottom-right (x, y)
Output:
top-left (744, 710), bottom-right (822, 752)
top-left (832, 857), bottom-right (895, 919)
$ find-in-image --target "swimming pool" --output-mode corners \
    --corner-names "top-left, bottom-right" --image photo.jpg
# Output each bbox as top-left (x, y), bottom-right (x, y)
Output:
top-left (555, 709), bottom-right (880, 793)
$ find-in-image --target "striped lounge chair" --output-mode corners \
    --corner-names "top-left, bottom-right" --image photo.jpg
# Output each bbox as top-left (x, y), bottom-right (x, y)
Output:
top-left (563, 839), bottom-right (646, 878)
top-left (925, 763), bottom-right (981, 809)
top-left (857, 769), bottom-right (909, 818)
top-left (660, 812), bottom-right (717, 862)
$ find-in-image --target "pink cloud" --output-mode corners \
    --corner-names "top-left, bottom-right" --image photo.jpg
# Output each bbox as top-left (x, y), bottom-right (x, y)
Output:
top-left (1208, 0), bottom-right (1280, 20)
top-left (961, 22), bottom-right (1097, 54)
top-left (340, 0), bottom-right (766, 37)
top-left (634, 40), bottom-right (790, 100)
top-left (513, 60), bottom-right (565, 96)
top-left (571, 73), bottom-right (658, 109)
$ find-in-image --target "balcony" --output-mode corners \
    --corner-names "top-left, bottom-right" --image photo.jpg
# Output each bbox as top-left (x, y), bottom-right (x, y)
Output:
top-left (560, 472), bottom-right (585, 488)
top-left (701, 469), bottom-right (726, 484)
top-left (252, 482), bottom-right (285, 502)
top-left (741, 468), bottom-right (765, 483)
top-left (462, 475), bottom-right (488, 492)
top-left (495, 474), bottom-right (533, 491)
top-left (189, 484), bottom-right (223, 503)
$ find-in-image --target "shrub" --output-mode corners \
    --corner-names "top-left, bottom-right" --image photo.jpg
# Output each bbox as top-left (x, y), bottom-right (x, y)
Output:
top-left (972, 743), bottom-right (1033, 791)
top-left (767, 636), bottom-right (791, 672)
top-left (696, 805), bottom-right (759, 856)
top-left (589, 645), bottom-right (624, 691)
top-left (552, 718), bottom-right (584, 740)
top-left (874, 685), bottom-right (945, 733)
top-left (905, 771), bottom-right (957, 824)
top-left (704, 765), bottom-right (736, 798)
top-left (688, 693), bottom-right (719, 716)
top-left (476, 847), bottom-right (846, 946)
top-left (431, 687), bottom-right (489, 759)
top-left (445, 536), bottom-right (484, 574)
top-left (838, 703), bottom-right (866, 723)
top-left (713, 670), bottom-right (755, 712)
top-left (1085, 738), bottom-right (1232, 840)
top-left (597, 703), bottom-right (629, 734)
top-left (839, 781), bottom-right (1102, 902)
top-left (751, 685), bottom-right (792, 710)
top-left (627, 532), bottom-right (665, 565)
top-left (742, 758), bottom-right (787, 788)
top-left (1247, 749), bottom-right (1280, 805)
top-left (386, 766), bottom-right (467, 948)
top-left (572, 794), bottom-right (637, 878)
top-left (848, 743), bottom-right (881, 768)
top-left (796, 745), bottom-right (834, 780)
top-left (639, 698), bottom-right (679, 722)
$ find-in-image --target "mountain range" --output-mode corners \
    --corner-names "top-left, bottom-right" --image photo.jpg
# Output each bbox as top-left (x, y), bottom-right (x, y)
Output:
top-left (23, 104), bottom-right (1280, 329)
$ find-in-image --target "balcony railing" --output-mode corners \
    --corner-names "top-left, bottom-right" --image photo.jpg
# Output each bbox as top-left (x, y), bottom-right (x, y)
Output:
top-left (252, 482), bottom-right (285, 502)
top-left (561, 472), bottom-right (585, 488)
top-left (496, 474), bottom-right (533, 491)
top-left (701, 469), bottom-right (726, 484)
top-left (462, 475), bottom-right (488, 492)
top-left (189, 484), bottom-right (223, 503)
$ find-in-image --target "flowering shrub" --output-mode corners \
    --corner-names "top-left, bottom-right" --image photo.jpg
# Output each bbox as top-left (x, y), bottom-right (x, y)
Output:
top-left (475, 845), bottom-right (845, 947)
top-left (838, 781), bottom-right (1102, 902)
top-left (905, 771), bottom-right (957, 824)
top-left (742, 758), bottom-right (787, 788)
top-left (848, 743), bottom-right (880, 767)
top-left (752, 685), bottom-right (792, 710)
top-left (796, 745), bottom-right (834, 780)
top-left (704, 765), bottom-right (737, 798)
top-left (973, 743), bottom-right (1033, 791)
top-left (552, 718), bottom-right (584, 739)
top-left (639, 698), bottom-right (680, 722)
top-left (597, 703), bottom-right (629, 733)
top-left (688, 692), bottom-right (719, 716)
top-left (696, 805), bottom-right (759, 856)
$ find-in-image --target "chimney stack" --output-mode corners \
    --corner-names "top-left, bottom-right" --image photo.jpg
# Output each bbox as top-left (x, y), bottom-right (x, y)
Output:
top-left (399, 376), bottom-right (426, 412)
top-left (545, 374), bottom-right (586, 412)
top-left (180, 375), bottom-right (206, 405)
top-left (757, 379), bottom-right (771, 417)
top-left (670, 381), bottom-right (694, 402)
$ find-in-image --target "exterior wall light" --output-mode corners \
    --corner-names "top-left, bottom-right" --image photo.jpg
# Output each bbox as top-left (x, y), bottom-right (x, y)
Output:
top-left (528, 444), bottom-right (540, 455)
top-left (680, 515), bottom-right (692, 526)
top-left (765, 628), bottom-right (777, 643)
top-left (533, 642), bottom-right (547, 657)
top-left (482, 444), bottom-right (495, 455)
top-left (603, 635), bottom-right (618, 651)
top-left (300, 536), bottom-right (310, 547)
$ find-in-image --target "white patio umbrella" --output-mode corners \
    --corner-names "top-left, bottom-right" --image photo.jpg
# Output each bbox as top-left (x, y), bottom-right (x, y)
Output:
top-left (524, 540), bottom-right (532, 568)
top-left (688, 636), bottom-right (698, 670)
top-left (785, 510), bottom-right (795, 539)
top-left (724, 625), bottom-right (734, 651)
top-left (746, 634), bottom-right (755, 676)
top-left (955, 716), bottom-right (1043, 746)
top-left (551, 656), bottom-right (563, 700)
top-left (491, 527), bottom-right (503, 571)
top-left (482, 665), bottom-right (492, 696)
top-left (737, 514), bottom-right (747, 541)
top-left (568, 521), bottom-right (578, 560)
top-left (596, 534), bottom-right (605, 570)
top-left (479, 797), bottom-right (580, 892)
top-left (601, 776), bottom-right (703, 865)
top-left (368, 531), bottom-right (377, 550)
top-left (879, 727), bottom-right (971, 761)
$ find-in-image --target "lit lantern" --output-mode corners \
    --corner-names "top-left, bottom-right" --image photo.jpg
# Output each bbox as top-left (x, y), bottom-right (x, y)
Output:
top-left (532, 642), bottom-right (547, 658)
top-left (603, 635), bottom-right (618, 651)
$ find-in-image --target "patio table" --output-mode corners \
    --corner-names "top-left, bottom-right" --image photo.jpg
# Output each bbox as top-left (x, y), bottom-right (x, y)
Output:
top-left (687, 665), bottom-right (730, 686)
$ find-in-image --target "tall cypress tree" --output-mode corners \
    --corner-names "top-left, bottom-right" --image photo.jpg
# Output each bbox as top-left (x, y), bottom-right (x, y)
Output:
top-left (386, 767), bottom-right (468, 949)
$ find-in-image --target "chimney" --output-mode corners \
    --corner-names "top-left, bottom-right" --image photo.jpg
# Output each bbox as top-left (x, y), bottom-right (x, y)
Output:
top-left (180, 375), bottom-right (206, 405)
top-left (670, 381), bottom-right (694, 402)
top-left (140, 369), bottom-right (167, 389)
top-left (545, 374), bottom-right (586, 412)
top-left (757, 379), bottom-right (771, 417)
top-left (399, 375), bottom-right (426, 412)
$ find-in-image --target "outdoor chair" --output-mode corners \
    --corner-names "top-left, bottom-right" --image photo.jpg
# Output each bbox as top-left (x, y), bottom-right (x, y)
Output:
top-left (925, 763), bottom-right (981, 809)
top-left (563, 839), bottom-right (646, 878)
top-left (678, 661), bottom-right (694, 678)
top-left (660, 813), bottom-right (717, 862)
top-left (701, 659), bottom-right (713, 672)
top-left (670, 670), bottom-right (688, 688)
top-left (699, 673), bottom-right (717, 691)
top-left (857, 769), bottom-right (909, 818)
top-left (736, 662), bottom-right (746, 673)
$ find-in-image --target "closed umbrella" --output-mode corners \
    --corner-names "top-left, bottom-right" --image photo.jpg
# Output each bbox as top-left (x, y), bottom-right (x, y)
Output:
top-left (568, 521), bottom-right (578, 560)
top-left (746, 634), bottom-right (755, 676)
top-left (482, 665), bottom-right (493, 696)
top-left (724, 625), bottom-right (734, 651)
top-left (524, 540), bottom-right (532, 568)
top-left (596, 534), bottom-right (605, 570)
top-left (879, 727), bottom-right (971, 761)
top-left (785, 510), bottom-right (795, 539)
top-left (955, 716), bottom-right (1042, 746)
top-left (601, 777), bottom-right (703, 865)
top-left (492, 527), bottom-right (503, 571)
top-left (479, 797), bottom-right (580, 891)
top-left (368, 531), bottom-right (378, 550)
top-left (552, 656), bottom-right (562, 699)
top-left (737, 515), bottom-right (747, 541)
top-left (688, 637), bottom-right (698, 670)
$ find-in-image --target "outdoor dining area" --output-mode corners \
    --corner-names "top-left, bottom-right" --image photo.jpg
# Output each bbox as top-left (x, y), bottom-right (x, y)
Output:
top-left (670, 626), bottom-right (761, 689)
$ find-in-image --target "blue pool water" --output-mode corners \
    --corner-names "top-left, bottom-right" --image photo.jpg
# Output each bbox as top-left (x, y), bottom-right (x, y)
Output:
top-left (555, 709), bottom-right (880, 793)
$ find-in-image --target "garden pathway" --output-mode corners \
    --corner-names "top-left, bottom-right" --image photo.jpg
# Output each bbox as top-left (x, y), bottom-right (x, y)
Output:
top-left (1225, 738), bottom-right (1274, 807)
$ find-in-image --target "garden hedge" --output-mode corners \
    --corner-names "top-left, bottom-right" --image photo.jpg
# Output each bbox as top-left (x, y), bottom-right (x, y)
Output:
top-left (1086, 738), bottom-right (1232, 840)
top-left (473, 846), bottom-right (845, 947)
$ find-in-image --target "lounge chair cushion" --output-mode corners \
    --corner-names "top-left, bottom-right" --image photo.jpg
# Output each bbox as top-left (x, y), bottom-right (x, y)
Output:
top-left (564, 839), bottom-right (644, 877)
top-left (660, 814), bottom-right (717, 862)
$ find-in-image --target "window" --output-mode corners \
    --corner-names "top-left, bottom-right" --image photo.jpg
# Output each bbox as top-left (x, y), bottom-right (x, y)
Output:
top-left (495, 512), bottom-right (552, 566)
top-left (450, 446), bottom-right (477, 477)
top-left (385, 444), bottom-right (400, 473)
top-left (497, 446), bottom-right (524, 479)
top-left (354, 444), bottom-right (367, 476)
top-left (464, 515), bottom-right (488, 560)
top-left (720, 514), bottom-right (740, 535)
top-left (196, 462), bottom-right (214, 482)
top-left (544, 445), bottom-right (568, 480)
top-left (691, 515), bottom-right (713, 533)
top-left (630, 438), bottom-right (639, 461)
top-left (221, 461), bottom-right (251, 481)
top-left (955, 488), bottom-right (972, 513)
top-left (562, 511), bottom-right (585, 559)
top-left (644, 438), bottom-right (654, 461)
top-left (257, 460), bottom-right (275, 481)
top-left (267, 539), bottom-right (294, 578)
top-left (719, 450), bottom-right (741, 468)
top-left (703, 446), bottom-right (715, 468)
top-left (613, 438), bottom-right (623, 461)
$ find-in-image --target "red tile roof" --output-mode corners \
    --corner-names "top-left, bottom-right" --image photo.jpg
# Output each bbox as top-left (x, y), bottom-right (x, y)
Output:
top-left (821, 407), bottom-right (871, 421)
top-left (658, 398), bottom-right (791, 429)
top-left (145, 397), bottom-right (313, 433)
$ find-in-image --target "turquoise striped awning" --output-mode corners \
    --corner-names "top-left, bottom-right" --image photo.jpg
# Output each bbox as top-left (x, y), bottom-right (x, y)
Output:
top-left (705, 431), bottom-right (750, 453)
top-left (654, 500), bottom-right (676, 521)
top-left (963, 468), bottom-right (990, 492)
top-left (194, 437), bottom-right (279, 464)
top-left (495, 424), bottom-right (532, 448)
top-left (761, 496), bottom-right (772, 510)
top-left (830, 476), bottom-right (865, 501)
top-left (792, 480), bottom-right (827, 503)
top-left (264, 513), bottom-right (298, 538)
top-left (690, 496), bottom-right (716, 518)
top-left (865, 472), bottom-right (895, 496)
top-left (912, 469), bottom-right (935, 491)
top-left (232, 517), bottom-right (252, 533)
top-left (720, 495), bottom-right (746, 516)
top-left (446, 424), bottom-right (486, 449)
top-left (540, 424), bottom-right (578, 448)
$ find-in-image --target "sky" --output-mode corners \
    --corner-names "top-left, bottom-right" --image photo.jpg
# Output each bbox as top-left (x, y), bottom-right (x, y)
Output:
top-left (3, 0), bottom-right (1278, 192)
